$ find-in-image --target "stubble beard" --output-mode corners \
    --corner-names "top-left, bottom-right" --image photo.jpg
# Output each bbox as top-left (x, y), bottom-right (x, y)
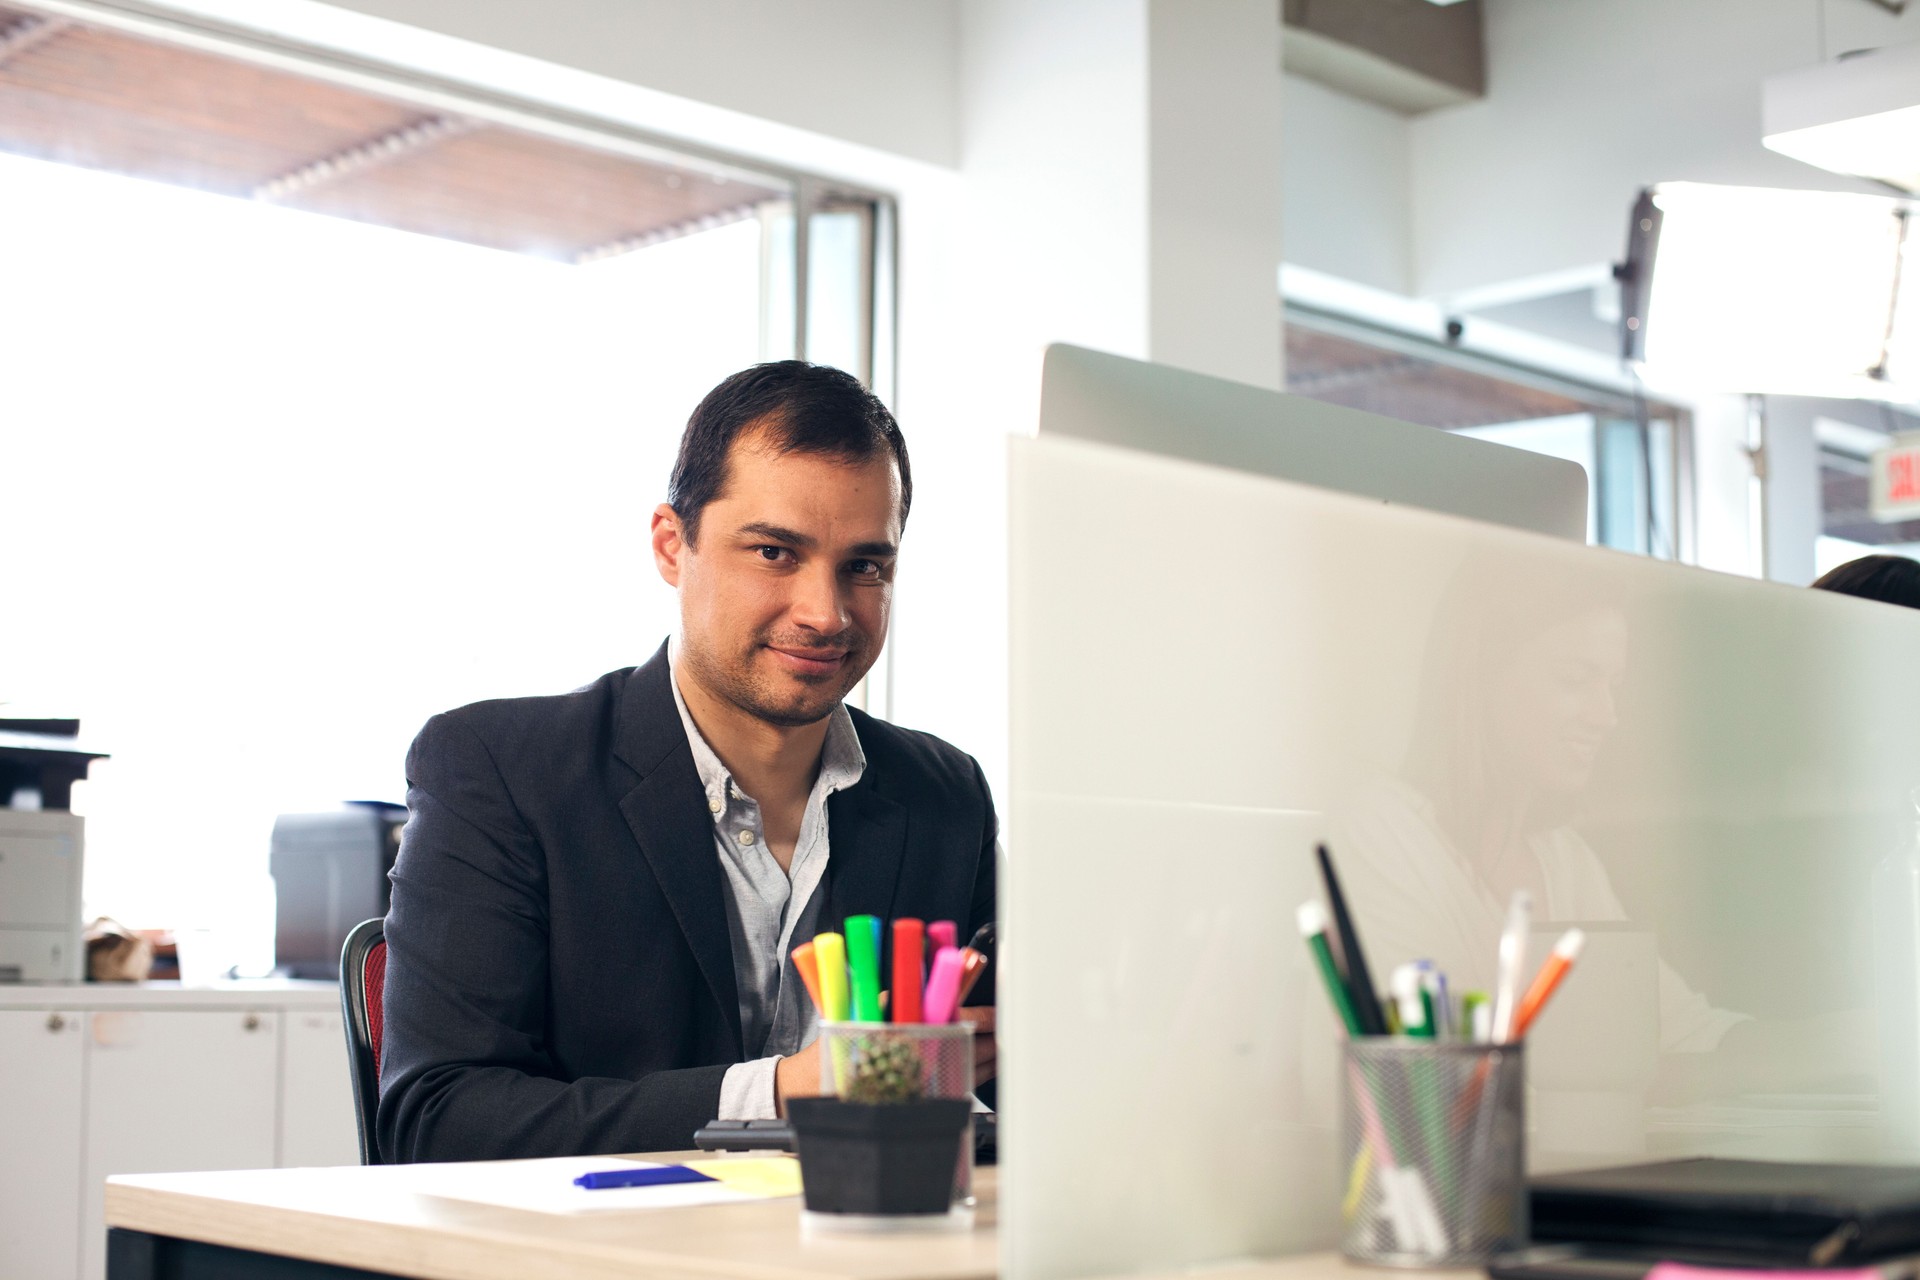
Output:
top-left (684, 631), bottom-right (872, 729)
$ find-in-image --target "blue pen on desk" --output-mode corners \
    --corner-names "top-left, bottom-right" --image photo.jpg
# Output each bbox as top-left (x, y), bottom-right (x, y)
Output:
top-left (574, 1165), bottom-right (717, 1190)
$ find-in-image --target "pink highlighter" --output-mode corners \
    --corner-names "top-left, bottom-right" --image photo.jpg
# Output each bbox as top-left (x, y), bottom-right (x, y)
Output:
top-left (928, 921), bottom-right (958, 954)
top-left (922, 946), bottom-right (967, 1024)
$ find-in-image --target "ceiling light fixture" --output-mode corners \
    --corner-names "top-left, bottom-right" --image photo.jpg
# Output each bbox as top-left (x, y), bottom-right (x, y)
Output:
top-left (1763, 40), bottom-right (1920, 192)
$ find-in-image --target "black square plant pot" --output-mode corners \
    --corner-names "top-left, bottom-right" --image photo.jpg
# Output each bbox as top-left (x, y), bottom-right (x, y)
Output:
top-left (787, 1097), bottom-right (972, 1215)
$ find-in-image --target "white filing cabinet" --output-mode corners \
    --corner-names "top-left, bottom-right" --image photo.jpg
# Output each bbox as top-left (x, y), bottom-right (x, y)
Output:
top-left (0, 1008), bottom-right (85, 1280)
top-left (0, 981), bottom-right (359, 1280)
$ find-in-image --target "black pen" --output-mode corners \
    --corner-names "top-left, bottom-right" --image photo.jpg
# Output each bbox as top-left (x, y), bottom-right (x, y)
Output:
top-left (1316, 843), bottom-right (1388, 1036)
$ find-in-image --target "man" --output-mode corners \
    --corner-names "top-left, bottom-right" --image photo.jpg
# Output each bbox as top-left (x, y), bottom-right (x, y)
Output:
top-left (377, 362), bottom-right (997, 1162)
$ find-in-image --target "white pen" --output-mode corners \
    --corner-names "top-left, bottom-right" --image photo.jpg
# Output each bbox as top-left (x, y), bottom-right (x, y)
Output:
top-left (1490, 890), bottom-right (1532, 1043)
top-left (1390, 963), bottom-right (1428, 1037)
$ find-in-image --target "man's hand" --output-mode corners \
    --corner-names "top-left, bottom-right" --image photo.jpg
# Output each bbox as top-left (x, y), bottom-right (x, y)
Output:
top-left (959, 1006), bottom-right (997, 1084)
top-left (774, 1046), bottom-right (821, 1116)
top-left (778, 1006), bottom-right (998, 1112)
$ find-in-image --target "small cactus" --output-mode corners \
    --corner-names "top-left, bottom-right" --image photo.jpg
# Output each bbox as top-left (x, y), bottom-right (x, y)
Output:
top-left (843, 1032), bottom-right (926, 1104)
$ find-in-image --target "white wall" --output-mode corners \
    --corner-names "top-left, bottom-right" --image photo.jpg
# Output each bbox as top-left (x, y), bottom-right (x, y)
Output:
top-left (897, 0), bottom-right (1283, 798)
top-left (1691, 395), bottom-right (1762, 578)
top-left (1146, 3), bottom-right (1285, 387)
top-left (1281, 73), bottom-right (1412, 296)
top-left (1760, 397), bottom-right (1826, 586)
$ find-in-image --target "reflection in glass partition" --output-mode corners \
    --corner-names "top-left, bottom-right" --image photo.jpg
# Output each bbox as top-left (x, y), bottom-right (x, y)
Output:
top-left (1328, 544), bottom-right (1884, 1166)
top-left (1007, 432), bottom-right (1920, 1277)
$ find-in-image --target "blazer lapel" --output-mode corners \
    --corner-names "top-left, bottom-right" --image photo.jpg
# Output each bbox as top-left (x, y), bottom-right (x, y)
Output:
top-left (825, 780), bottom-right (910, 928)
top-left (612, 646), bottom-right (743, 1060)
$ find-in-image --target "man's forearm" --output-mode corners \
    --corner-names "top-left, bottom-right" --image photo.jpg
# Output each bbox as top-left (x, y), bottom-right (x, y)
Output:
top-left (718, 1057), bottom-right (781, 1121)
top-left (378, 1060), bottom-right (731, 1163)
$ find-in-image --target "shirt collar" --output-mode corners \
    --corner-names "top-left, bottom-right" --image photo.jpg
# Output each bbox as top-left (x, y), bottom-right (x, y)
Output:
top-left (667, 638), bottom-right (866, 811)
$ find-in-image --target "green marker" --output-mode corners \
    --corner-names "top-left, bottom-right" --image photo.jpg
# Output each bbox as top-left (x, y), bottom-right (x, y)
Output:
top-left (1460, 990), bottom-right (1491, 1043)
top-left (844, 914), bottom-right (885, 1022)
top-left (1391, 964), bottom-right (1435, 1038)
top-left (1297, 901), bottom-right (1364, 1036)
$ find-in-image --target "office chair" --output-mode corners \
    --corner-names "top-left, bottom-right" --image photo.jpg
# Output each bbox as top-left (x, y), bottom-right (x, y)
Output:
top-left (339, 917), bottom-right (387, 1166)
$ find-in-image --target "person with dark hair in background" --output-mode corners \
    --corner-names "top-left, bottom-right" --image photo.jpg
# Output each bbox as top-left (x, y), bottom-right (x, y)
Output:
top-left (1810, 553), bottom-right (1920, 610)
top-left (377, 362), bottom-right (997, 1163)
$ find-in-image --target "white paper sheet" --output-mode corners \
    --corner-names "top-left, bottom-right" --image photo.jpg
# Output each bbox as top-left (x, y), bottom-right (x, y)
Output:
top-left (409, 1157), bottom-right (777, 1215)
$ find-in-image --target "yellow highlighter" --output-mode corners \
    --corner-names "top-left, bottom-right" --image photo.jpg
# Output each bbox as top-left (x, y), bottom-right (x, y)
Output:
top-left (812, 931), bottom-right (851, 1022)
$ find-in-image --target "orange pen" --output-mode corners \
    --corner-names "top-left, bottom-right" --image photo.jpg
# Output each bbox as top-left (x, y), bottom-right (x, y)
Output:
top-left (955, 947), bottom-right (989, 1005)
top-left (1512, 928), bottom-right (1584, 1039)
top-left (791, 940), bottom-right (825, 1014)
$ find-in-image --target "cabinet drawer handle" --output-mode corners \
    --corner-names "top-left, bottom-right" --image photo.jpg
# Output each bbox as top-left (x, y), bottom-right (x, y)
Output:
top-left (46, 1013), bottom-right (65, 1033)
top-left (242, 1014), bottom-right (261, 1032)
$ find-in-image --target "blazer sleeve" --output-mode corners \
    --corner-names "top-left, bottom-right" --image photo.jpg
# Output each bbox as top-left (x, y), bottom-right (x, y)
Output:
top-left (376, 711), bottom-right (728, 1162)
top-left (962, 756), bottom-right (998, 1010)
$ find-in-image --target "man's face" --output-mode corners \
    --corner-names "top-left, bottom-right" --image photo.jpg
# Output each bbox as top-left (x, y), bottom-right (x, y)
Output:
top-left (652, 427), bottom-right (901, 728)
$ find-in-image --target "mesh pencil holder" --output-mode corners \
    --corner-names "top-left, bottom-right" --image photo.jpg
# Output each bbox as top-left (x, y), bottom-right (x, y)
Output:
top-left (815, 1021), bottom-right (976, 1199)
top-left (817, 1021), bottom-right (976, 1102)
top-left (1340, 1040), bottom-right (1527, 1268)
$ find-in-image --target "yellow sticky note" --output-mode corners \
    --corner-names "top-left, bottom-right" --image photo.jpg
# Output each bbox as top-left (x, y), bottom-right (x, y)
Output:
top-left (683, 1157), bottom-right (803, 1200)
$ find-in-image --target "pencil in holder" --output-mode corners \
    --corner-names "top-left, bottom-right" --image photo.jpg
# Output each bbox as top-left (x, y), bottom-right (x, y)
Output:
top-left (1340, 1039), bottom-right (1526, 1268)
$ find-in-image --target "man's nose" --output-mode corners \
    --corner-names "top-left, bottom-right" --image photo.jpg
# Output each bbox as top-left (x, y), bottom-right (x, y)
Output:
top-left (789, 563), bottom-right (850, 635)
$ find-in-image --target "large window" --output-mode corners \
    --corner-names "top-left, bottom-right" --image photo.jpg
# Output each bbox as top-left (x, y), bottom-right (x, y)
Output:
top-left (1285, 308), bottom-right (1690, 559)
top-left (0, 2), bottom-right (891, 968)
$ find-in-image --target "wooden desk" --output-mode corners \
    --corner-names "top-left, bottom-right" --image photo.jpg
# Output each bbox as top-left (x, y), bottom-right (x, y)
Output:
top-left (104, 1153), bottom-right (999, 1280)
top-left (105, 1155), bottom-right (1474, 1280)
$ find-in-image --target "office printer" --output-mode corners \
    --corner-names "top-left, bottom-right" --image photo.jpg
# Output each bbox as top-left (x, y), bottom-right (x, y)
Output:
top-left (0, 717), bottom-right (108, 982)
top-left (270, 802), bottom-right (405, 979)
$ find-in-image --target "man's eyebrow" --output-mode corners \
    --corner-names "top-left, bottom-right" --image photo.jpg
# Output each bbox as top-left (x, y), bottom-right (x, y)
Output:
top-left (736, 521), bottom-right (816, 549)
top-left (735, 522), bottom-right (898, 559)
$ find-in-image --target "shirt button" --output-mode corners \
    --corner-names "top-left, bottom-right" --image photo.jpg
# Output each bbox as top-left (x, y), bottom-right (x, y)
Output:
top-left (738, 830), bottom-right (756, 846)
top-left (708, 798), bottom-right (723, 814)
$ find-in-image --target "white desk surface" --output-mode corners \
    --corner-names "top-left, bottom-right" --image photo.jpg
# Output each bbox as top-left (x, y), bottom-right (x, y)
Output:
top-left (107, 1152), bottom-right (998, 1280)
top-left (105, 1154), bottom-right (1464, 1280)
top-left (0, 978), bottom-right (340, 1009)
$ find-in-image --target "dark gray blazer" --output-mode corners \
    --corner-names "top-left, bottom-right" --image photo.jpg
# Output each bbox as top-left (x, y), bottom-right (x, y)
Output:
top-left (376, 642), bottom-right (997, 1163)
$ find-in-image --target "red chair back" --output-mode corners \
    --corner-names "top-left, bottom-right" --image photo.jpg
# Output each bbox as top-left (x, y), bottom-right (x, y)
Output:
top-left (339, 918), bottom-right (387, 1165)
top-left (364, 940), bottom-right (387, 1076)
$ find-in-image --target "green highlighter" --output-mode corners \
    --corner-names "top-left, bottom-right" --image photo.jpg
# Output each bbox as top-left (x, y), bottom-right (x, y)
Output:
top-left (1297, 901), bottom-right (1364, 1036)
top-left (844, 914), bottom-right (885, 1022)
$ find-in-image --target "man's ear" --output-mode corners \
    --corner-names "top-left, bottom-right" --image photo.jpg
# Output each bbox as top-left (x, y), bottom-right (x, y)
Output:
top-left (651, 504), bottom-right (687, 587)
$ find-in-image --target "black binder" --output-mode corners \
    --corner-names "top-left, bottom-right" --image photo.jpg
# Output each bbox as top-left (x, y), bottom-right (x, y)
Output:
top-left (1531, 1159), bottom-right (1920, 1267)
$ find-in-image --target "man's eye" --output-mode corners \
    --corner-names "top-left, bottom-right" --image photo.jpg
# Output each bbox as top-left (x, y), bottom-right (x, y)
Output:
top-left (849, 559), bottom-right (880, 577)
top-left (755, 546), bottom-right (790, 563)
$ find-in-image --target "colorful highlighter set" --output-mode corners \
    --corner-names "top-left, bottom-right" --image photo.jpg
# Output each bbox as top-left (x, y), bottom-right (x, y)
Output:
top-left (791, 917), bottom-right (987, 1025)
top-left (1300, 844), bottom-right (1582, 1044)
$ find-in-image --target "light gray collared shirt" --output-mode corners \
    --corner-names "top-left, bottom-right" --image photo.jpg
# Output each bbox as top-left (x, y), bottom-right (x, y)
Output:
top-left (668, 650), bottom-right (866, 1120)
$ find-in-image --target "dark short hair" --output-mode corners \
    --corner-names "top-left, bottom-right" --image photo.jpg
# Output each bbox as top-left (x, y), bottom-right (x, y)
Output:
top-left (1810, 553), bottom-right (1920, 610)
top-left (668, 361), bottom-right (910, 545)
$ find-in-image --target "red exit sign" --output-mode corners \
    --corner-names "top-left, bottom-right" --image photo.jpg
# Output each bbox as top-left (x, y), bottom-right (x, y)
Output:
top-left (1873, 434), bottom-right (1920, 523)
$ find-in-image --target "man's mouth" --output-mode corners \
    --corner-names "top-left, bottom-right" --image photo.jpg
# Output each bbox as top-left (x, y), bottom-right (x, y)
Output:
top-left (765, 645), bottom-right (850, 677)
